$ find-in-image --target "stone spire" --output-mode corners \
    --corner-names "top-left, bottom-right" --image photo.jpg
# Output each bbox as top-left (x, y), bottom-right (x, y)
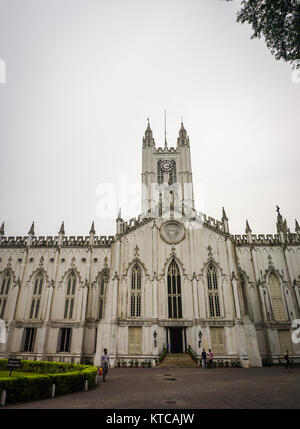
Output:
top-left (0, 222), bottom-right (4, 236)
top-left (222, 207), bottom-right (228, 221)
top-left (222, 207), bottom-right (229, 233)
top-left (276, 205), bottom-right (284, 233)
top-left (177, 120), bottom-right (190, 146)
top-left (295, 219), bottom-right (300, 233)
top-left (27, 221), bottom-right (35, 247)
top-left (116, 208), bottom-right (123, 234)
top-left (89, 221), bottom-right (95, 246)
top-left (142, 118), bottom-right (155, 147)
top-left (245, 219), bottom-right (252, 234)
top-left (89, 221), bottom-right (95, 235)
top-left (28, 222), bottom-right (35, 235)
top-left (58, 221), bottom-right (65, 235)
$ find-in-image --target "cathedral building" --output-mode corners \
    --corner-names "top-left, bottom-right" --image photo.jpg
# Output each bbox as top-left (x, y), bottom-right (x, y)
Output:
top-left (0, 121), bottom-right (300, 367)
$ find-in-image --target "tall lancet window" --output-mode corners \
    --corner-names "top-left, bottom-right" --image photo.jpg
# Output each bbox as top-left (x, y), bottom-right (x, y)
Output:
top-left (0, 271), bottom-right (11, 319)
top-left (130, 265), bottom-right (141, 317)
top-left (64, 272), bottom-right (76, 319)
top-left (99, 275), bottom-right (108, 319)
top-left (167, 260), bottom-right (182, 318)
top-left (268, 273), bottom-right (286, 321)
top-left (207, 265), bottom-right (220, 317)
top-left (240, 273), bottom-right (249, 316)
top-left (29, 273), bottom-right (43, 319)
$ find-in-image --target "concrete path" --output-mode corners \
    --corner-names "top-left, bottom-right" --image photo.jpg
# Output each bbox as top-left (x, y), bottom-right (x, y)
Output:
top-left (6, 366), bottom-right (300, 409)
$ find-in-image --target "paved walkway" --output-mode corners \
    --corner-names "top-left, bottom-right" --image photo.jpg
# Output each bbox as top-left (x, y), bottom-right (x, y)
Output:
top-left (6, 366), bottom-right (300, 409)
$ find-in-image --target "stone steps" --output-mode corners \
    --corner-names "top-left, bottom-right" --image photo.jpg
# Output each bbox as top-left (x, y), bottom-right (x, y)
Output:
top-left (159, 353), bottom-right (198, 367)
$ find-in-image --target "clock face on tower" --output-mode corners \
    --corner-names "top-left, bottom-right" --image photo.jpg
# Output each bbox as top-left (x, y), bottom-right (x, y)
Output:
top-left (160, 160), bottom-right (173, 172)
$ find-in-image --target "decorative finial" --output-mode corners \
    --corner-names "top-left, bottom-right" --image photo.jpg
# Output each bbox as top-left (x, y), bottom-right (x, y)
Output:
top-left (295, 219), bottom-right (300, 233)
top-left (134, 245), bottom-right (139, 258)
top-left (58, 221), bottom-right (65, 235)
top-left (222, 207), bottom-right (228, 221)
top-left (276, 205), bottom-right (280, 215)
top-left (28, 222), bottom-right (35, 235)
top-left (245, 219), bottom-right (252, 234)
top-left (117, 208), bottom-right (122, 219)
top-left (0, 222), bottom-right (4, 236)
top-left (89, 221), bottom-right (95, 235)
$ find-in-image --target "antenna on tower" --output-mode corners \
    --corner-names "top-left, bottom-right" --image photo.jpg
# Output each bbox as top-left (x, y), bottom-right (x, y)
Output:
top-left (164, 108), bottom-right (167, 148)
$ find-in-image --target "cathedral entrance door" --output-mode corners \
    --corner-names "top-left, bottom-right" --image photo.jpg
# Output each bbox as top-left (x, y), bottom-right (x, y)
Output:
top-left (169, 327), bottom-right (184, 353)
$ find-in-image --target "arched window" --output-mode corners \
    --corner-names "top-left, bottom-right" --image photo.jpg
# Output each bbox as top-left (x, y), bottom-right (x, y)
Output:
top-left (268, 273), bottom-right (286, 321)
top-left (167, 259), bottom-right (182, 319)
top-left (29, 273), bottom-right (43, 319)
top-left (0, 271), bottom-right (11, 319)
top-left (64, 272), bottom-right (76, 319)
top-left (130, 265), bottom-right (141, 317)
top-left (207, 265), bottom-right (220, 317)
top-left (157, 162), bottom-right (164, 185)
top-left (99, 274), bottom-right (108, 319)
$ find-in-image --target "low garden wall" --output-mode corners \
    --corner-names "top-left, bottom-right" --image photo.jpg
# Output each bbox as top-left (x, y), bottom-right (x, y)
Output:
top-left (0, 359), bottom-right (98, 405)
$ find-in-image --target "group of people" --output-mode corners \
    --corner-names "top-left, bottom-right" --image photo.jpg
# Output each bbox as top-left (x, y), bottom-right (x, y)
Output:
top-left (201, 348), bottom-right (214, 368)
top-left (100, 347), bottom-right (293, 380)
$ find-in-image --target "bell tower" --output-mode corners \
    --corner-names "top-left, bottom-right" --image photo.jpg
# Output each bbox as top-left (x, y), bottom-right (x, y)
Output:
top-left (141, 119), bottom-right (195, 216)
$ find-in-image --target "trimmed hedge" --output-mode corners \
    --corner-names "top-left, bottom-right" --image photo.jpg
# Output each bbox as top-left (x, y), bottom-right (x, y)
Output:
top-left (0, 359), bottom-right (98, 405)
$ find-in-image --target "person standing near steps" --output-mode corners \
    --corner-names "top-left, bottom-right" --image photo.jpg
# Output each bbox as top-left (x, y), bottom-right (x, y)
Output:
top-left (208, 349), bottom-right (214, 368)
top-left (201, 349), bottom-right (207, 368)
top-left (101, 348), bottom-right (110, 382)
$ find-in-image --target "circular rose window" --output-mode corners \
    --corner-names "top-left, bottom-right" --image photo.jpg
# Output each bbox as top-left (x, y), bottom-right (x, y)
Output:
top-left (160, 220), bottom-right (185, 244)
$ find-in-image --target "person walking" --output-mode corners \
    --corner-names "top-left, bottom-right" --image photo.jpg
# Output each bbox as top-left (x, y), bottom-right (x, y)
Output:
top-left (284, 350), bottom-right (293, 370)
top-left (208, 349), bottom-right (213, 368)
top-left (101, 348), bottom-right (110, 382)
top-left (201, 349), bottom-right (207, 368)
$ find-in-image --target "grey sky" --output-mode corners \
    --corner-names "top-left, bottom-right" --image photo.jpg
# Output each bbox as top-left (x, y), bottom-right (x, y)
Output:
top-left (0, 0), bottom-right (299, 237)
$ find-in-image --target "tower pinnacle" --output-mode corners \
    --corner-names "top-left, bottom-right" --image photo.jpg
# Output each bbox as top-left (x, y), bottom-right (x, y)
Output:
top-left (142, 119), bottom-right (155, 147)
top-left (28, 222), bottom-right (35, 235)
top-left (177, 120), bottom-right (189, 146)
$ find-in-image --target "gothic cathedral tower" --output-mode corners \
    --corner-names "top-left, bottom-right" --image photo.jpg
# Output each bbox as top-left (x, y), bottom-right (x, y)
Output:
top-left (141, 120), bottom-right (195, 217)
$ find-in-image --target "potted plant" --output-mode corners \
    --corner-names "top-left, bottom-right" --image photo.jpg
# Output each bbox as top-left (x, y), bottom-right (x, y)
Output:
top-left (147, 360), bottom-right (152, 368)
top-left (129, 359), bottom-right (134, 368)
top-left (117, 360), bottom-right (121, 367)
top-left (135, 360), bottom-right (139, 367)
top-left (121, 360), bottom-right (127, 368)
top-left (141, 361), bottom-right (146, 368)
top-left (224, 361), bottom-right (229, 368)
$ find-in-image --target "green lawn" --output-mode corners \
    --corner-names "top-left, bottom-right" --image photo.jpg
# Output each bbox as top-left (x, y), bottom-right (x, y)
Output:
top-left (0, 370), bottom-right (38, 378)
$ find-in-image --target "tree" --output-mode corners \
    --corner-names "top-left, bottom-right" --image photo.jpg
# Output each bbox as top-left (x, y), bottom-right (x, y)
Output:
top-left (226, 0), bottom-right (300, 67)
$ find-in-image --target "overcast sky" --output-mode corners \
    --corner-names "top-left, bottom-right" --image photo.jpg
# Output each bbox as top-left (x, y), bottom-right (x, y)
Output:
top-left (0, 0), bottom-right (299, 238)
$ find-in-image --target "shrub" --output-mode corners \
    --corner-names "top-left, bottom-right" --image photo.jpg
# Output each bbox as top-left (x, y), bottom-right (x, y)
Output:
top-left (0, 359), bottom-right (98, 405)
top-left (134, 360), bottom-right (139, 367)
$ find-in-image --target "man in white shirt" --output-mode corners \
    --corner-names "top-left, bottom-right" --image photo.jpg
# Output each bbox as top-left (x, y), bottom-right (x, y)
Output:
top-left (101, 348), bottom-right (110, 382)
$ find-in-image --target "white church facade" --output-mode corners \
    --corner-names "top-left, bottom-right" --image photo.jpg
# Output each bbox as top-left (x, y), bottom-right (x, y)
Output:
top-left (0, 121), bottom-right (300, 368)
